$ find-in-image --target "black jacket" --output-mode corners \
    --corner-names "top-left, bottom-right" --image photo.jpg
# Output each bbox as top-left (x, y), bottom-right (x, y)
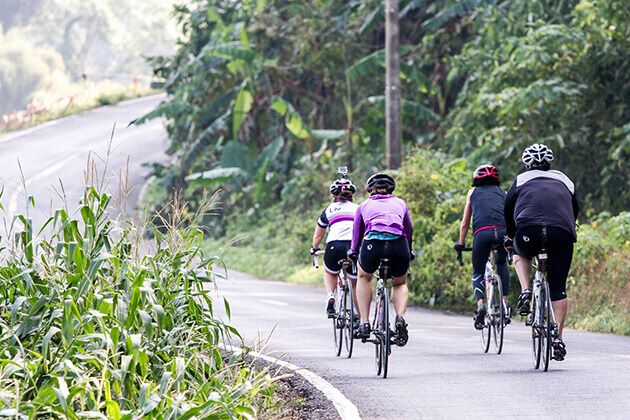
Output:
top-left (504, 169), bottom-right (579, 240)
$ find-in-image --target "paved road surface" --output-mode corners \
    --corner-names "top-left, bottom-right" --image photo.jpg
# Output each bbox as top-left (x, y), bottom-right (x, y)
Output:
top-left (2, 100), bottom-right (629, 419)
top-left (0, 95), bottom-right (168, 228)
top-left (218, 271), bottom-right (630, 419)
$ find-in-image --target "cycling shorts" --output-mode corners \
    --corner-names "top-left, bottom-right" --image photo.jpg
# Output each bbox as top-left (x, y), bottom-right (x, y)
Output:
top-left (324, 240), bottom-right (356, 277)
top-left (514, 225), bottom-right (574, 301)
top-left (358, 237), bottom-right (410, 278)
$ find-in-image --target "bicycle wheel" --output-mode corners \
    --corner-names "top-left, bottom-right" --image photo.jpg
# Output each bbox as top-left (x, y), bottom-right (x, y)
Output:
top-left (492, 275), bottom-right (505, 354)
top-left (374, 291), bottom-right (383, 376)
top-left (531, 285), bottom-right (542, 369)
top-left (381, 285), bottom-right (390, 379)
top-left (541, 281), bottom-right (552, 372)
top-left (334, 287), bottom-right (343, 357)
top-left (343, 279), bottom-right (354, 358)
top-left (481, 281), bottom-right (492, 353)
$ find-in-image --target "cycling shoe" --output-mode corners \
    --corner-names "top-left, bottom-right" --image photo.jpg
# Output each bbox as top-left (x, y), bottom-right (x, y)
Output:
top-left (552, 338), bottom-right (567, 361)
top-left (357, 322), bottom-right (371, 339)
top-left (517, 289), bottom-right (532, 316)
top-left (326, 298), bottom-right (335, 318)
top-left (394, 315), bottom-right (408, 346)
top-left (474, 304), bottom-right (487, 330)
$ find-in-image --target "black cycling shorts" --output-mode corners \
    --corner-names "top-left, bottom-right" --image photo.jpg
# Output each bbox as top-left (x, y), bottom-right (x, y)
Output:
top-left (514, 225), bottom-right (574, 301)
top-left (358, 237), bottom-right (410, 278)
top-left (324, 241), bottom-right (356, 277)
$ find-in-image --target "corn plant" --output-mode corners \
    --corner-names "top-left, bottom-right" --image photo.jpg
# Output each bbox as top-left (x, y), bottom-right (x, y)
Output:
top-left (0, 187), bottom-right (270, 419)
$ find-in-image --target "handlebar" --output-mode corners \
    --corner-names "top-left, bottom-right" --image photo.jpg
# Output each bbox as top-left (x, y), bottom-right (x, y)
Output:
top-left (312, 250), bottom-right (325, 269)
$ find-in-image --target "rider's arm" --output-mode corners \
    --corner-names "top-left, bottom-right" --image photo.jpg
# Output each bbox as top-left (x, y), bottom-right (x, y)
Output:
top-left (457, 188), bottom-right (473, 244)
top-left (504, 180), bottom-right (519, 238)
top-left (312, 226), bottom-right (326, 249)
top-left (572, 190), bottom-right (580, 221)
top-left (403, 203), bottom-right (413, 249)
top-left (350, 205), bottom-right (364, 254)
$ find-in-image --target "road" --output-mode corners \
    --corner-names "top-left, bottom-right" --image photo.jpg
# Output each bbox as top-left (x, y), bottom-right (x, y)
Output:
top-left (2, 100), bottom-right (629, 419)
top-left (0, 95), bottom-right (168, 228)
top-left (218, 271), bottom-right (630, 420)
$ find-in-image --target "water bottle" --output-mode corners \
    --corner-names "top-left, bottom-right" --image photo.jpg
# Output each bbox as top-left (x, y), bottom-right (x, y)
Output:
top-left (484, 261), bottom-right (493, 282)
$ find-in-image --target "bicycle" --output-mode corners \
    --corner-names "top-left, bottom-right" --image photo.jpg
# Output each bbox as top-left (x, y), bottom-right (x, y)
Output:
top-left (313, 251), bottom-right (356, 358)
top-left (525, 228), bottom-right (560, 372)
top-left (360, 258), bottom-right (393, 378)
top-left (457, 245), bottom-right (510, 354)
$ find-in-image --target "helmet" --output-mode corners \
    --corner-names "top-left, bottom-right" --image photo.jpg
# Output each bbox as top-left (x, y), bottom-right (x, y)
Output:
top-left (329, 178), bottom-right (356, 196)
top-left (522, 144), bottom-right (554, 169)
top-left (473, 165), bottom-right (500, 182)
top-left (366, 173), bottom-right (395, 193)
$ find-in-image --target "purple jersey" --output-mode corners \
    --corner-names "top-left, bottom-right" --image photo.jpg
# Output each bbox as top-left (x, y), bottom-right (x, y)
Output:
top-left (350, 194), bottom-right (413, 253)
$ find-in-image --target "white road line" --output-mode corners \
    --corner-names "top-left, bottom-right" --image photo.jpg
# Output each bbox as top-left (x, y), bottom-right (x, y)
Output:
top-left (229, 346), bottom-right (361, 420)
top-left (7, 154), bottom-right (80, 217)
top-left (259, 299), bottom-right (289, 307)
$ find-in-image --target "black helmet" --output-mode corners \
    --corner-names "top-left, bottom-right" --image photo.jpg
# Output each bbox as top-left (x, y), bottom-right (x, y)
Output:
top-left (366, 173), bottom-right (395, 193)
top-left (329, 178), bottom-right (356, 196)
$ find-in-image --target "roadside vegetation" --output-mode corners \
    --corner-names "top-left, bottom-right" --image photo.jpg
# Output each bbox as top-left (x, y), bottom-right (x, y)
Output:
top-left (0, 187), bottom-right (278, 417)
top-left (0, 0), bottom-right (178, 130)
top-left (142, 0), bottom-right (629, 335)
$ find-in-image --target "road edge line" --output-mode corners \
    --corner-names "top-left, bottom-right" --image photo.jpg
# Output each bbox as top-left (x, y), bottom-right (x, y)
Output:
top-left (230, 347), bottom-right (361, 420)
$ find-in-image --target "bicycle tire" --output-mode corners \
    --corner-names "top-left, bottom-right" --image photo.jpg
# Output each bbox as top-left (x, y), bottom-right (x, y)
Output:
top-left (344, 278), bottom-right (354, 358)
top-left (381, 285), bottom-right (390, 379)
top-left (532, 282), bottom-right (542, 369)
top-left (493, 275), bottom-right (505, 354)
top-left (334, 287), bottom-right (343, 357)
top-left (481, 280), bottom-right (492, 353)
top-left (374, 290), bottom-right (383, 376)
top-left (542, 281), bottom-right (552, 372)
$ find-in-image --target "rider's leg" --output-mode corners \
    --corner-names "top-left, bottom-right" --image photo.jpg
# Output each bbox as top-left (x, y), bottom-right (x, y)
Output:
top-left (471, 230), bottom-right (493, 305)
top-left (323, 270), bottom-right (338, 295)
top-left (552, 298), bottom-right (569, 337)
top-left (356, 265), bottom-right (373, 323)
top-left (391, 274), bottom-right (408, 316)
top-left (514, 255), bottom-right (531, 291)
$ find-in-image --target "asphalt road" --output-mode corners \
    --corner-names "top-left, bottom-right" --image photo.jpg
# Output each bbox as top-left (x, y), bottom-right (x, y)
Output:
top-left (218, 271), bottom-right (630, 420)
top-left (2, 99), bottom-right (628, 419)
top-left (0, 95), bottom-right (168, 228)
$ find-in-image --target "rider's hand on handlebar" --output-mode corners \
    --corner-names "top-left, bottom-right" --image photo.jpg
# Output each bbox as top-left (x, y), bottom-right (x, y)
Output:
top-left (410, 250), bottom-right (416, 261)
top-left (503, 236), bottom-right (513, 251)
top-left (453, 243), bottom-right (465, 253)
top-left (309, 247), bottom-right (320, 256)
top-left (346, 249), bottom-right (358, 261)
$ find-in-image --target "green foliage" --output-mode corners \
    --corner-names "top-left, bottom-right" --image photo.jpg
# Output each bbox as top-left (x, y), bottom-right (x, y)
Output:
top-left (445, 0), bottom-right (630, 213)
top-left (0, 188), bottom-right (272, 416)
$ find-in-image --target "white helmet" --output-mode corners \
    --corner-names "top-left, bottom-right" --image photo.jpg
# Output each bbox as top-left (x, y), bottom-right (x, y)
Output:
top-left (522, 143), bottom-right (554, 169)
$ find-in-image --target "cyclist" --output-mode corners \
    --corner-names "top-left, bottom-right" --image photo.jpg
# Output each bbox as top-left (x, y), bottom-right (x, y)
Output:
top-left (348, 173), bottom-right (413, 346)
top-left (454, 165), bottom-right (511, 330)
top-left (504, 144), bottom-right (579, 361)
top-left (310, 178), bottom-right (359, 318)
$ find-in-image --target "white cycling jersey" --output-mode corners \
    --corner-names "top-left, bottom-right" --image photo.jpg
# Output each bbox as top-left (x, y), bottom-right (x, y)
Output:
top-left (317, 200), bottom-right (358, 242)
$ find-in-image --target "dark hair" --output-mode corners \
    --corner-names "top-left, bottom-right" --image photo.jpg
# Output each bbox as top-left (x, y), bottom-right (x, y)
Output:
top-left (334, 192), bottom-right (353, 202)
top-left (526, 162), bottom-right (551, 171)
top-left (472, 177), bottom-right (500, 187)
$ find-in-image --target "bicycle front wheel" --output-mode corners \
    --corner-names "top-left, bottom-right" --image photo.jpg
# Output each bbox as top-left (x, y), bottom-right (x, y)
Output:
top-left (492, 275), bottom-right (505, 354)
top-left (343, 279), bottom-right (354, 358)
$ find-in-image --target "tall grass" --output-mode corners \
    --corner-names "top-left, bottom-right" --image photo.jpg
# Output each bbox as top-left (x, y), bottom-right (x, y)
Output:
top-left (0, 187), bottom-right (272, 418)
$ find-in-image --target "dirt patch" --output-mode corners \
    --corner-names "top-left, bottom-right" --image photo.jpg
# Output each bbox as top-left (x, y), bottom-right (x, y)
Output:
top-left (249, 357), bottom-right (341, 420)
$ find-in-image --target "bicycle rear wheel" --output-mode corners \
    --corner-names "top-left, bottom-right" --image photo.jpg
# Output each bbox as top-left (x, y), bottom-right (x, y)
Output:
top-left (344, 279), bottom-right (354, 358)
top-left (481, 281), bottom-right (492, 353)
top-left (532, 286), bottom-right (542, 369)
top-left (492, 276), bottom-right (505, 354)
top-left (542, 281), bottom-right (552, 372)
top-left (374, 291), bottom-right (383, 376)
top-left (334, 287), bottom-right (343, 357)
top-left (381, 286), bottom-right (390, 379)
